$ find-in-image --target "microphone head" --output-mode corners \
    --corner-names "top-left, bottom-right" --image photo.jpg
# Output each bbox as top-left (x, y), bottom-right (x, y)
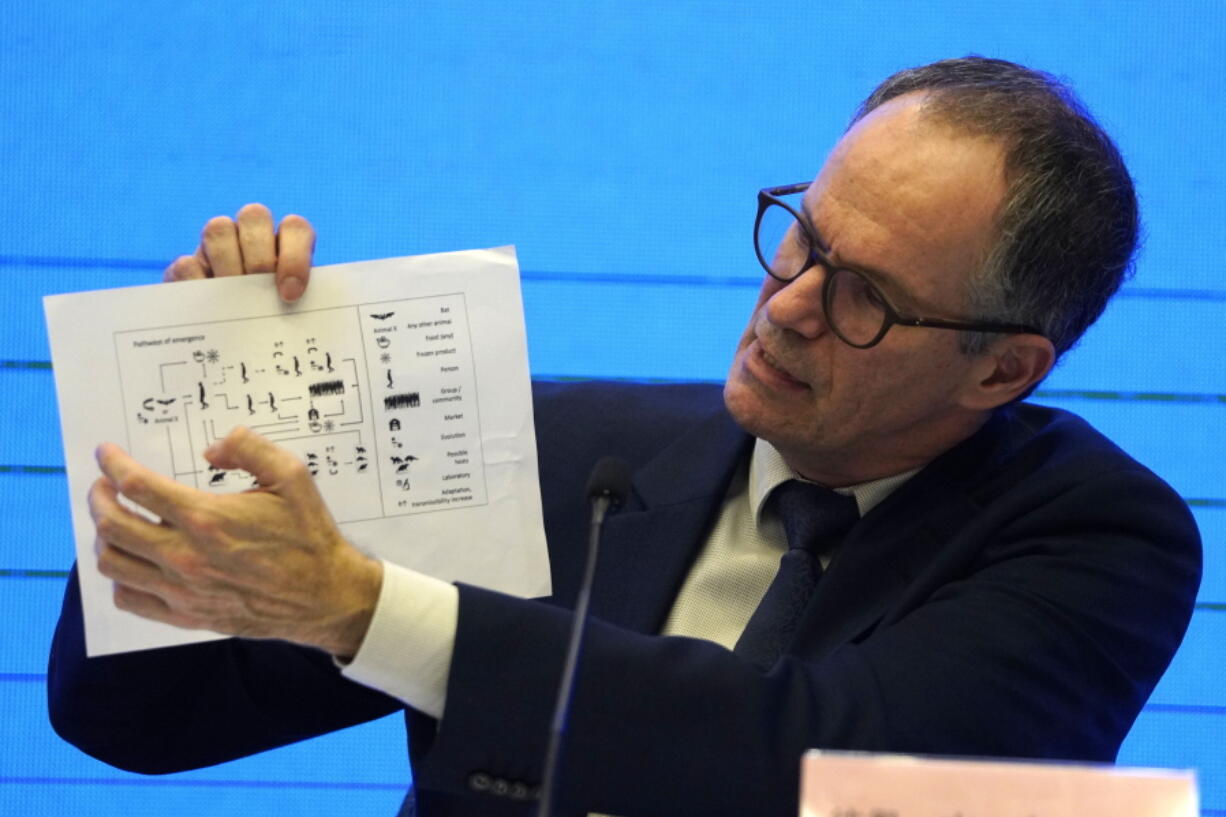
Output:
top-left (586, 456), bottom-right (631, 509)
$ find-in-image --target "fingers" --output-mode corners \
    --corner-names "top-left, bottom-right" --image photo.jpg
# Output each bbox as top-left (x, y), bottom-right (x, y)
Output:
top-left (274, 214), bottom-right (314, 303)
top-left (199, 204), bottom-right (274, 278)
top-left (203, 426), bottom-right (312, 497)
top-left (90, 478), bottom-right (190, 580)
top-left (190, 204), bottom-right (315, 303)
top-left (104, 558), bottom-right (207, 632)
top-left (236, 203), bottom-right (277, 275)
top-left (200, 215), bottom-right (244, 277)
top-left (97, 538), bottom-right (168, 598)
top-left (202, 203), bottom-right (274, 278)
top-left (163, 254), bottom-right (207, 283)
top-left (89, 478), bottom-right (160, 555)
top-left (91, 483), bottom-right (209, 632)
top-left (112, 584), bottom-right (181, 626)
top-left (94, 442), bottom-right (198, 526)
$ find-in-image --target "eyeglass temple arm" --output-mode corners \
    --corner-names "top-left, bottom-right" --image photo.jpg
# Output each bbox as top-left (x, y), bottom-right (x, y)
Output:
top-left (896, 316), bottom-right (1043, 336)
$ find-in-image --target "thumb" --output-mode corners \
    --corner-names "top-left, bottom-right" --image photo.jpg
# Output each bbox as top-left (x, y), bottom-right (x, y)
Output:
top-left (204, 427), bottom-right (310, 496)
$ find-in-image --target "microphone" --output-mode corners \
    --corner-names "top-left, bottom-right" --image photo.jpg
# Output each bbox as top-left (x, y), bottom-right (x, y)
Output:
top-left (585, 455), bottom-right (632, 526)
top-left (537, 456), bottom-right (631, 817)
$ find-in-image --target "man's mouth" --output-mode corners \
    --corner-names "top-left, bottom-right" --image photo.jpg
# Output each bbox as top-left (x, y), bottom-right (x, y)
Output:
top-left (755, 342), bottom-right (808, 389)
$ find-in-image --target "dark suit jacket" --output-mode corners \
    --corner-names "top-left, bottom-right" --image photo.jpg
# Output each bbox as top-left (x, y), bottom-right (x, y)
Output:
top-left (49, 380), bottom-right (1201, 817)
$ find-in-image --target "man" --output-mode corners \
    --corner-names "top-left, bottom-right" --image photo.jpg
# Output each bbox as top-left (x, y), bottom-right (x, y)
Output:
top-left (49, 57), bottom-right (1200, 816)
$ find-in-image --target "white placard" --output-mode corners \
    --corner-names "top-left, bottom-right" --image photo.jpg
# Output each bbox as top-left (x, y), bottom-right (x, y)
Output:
top-left (801, 751), bottom-right (1197, 817)
top-left (44, 246), bottom-right (550, 656)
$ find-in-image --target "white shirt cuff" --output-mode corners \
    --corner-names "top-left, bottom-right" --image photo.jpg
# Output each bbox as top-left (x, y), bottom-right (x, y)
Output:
top-left (341, 560), bottom-right (458, 720)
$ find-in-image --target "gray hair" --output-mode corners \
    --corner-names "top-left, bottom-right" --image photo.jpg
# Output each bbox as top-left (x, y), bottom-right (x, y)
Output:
top-left (853, 56), bottom-right (1139, 359)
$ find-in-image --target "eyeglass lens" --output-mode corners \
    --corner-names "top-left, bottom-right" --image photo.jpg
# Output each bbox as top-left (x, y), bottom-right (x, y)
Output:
top-left (756, 203), bottom-right (889, 347)
top-left (756, 202), bottom-right (812, 280)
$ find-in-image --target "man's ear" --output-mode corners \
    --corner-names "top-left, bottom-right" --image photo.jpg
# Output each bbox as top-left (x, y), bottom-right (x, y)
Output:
top-left (960, 334), bottom-right (1056, 409)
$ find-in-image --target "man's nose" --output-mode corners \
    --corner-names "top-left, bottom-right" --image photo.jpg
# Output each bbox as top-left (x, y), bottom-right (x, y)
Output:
top-left (764, 267), bottom-right (828, 339)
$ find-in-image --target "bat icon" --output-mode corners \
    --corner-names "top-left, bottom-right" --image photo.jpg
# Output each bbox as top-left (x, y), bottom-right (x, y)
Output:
top-left (370, 312), bottom-right (395, 321)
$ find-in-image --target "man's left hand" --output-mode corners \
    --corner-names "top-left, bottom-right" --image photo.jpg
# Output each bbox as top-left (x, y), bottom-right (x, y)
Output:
top-left (89, 427), bottom-right (383, 658)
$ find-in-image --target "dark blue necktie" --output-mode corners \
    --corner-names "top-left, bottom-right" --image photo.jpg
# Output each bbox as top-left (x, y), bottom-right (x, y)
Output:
top-left (733, 480), bottom-right (860, 672)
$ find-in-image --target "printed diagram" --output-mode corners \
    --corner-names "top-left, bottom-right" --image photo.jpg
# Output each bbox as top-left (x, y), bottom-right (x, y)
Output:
top-left (114, 293), bottom-right (488, 522)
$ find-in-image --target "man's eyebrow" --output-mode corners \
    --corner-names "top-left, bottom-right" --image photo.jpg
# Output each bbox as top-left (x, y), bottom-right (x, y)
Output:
top-left (798, 200), bottom-right (914, 304)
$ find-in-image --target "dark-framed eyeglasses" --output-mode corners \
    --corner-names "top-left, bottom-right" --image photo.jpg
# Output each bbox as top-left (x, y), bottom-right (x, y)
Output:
top-left (753, 182), bottom-right (1043, 349)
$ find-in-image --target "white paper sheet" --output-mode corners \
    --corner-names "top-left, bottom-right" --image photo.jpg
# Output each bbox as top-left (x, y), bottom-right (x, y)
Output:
top-left (801, 751), bottom-right (1198, 817)
top-left (44, 246), bottom-right (550, 656)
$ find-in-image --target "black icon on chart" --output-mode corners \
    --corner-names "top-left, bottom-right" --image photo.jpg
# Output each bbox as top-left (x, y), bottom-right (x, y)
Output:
top-left (141, 396), bottom-right (177, 416)
top-left (308, 380), bottom-right (345, 398)
top-left (390, 454), bottom-right (419, 474)
top-left (384, 392), bottom-right (420, 410)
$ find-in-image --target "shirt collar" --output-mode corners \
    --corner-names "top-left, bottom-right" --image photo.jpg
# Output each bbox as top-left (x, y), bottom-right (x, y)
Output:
top-left (748, 438), bottom-right (920, 524)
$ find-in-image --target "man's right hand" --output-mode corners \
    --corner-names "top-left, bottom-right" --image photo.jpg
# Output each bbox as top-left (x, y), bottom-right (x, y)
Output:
top-left (163, 203), bottom-right (315, 303)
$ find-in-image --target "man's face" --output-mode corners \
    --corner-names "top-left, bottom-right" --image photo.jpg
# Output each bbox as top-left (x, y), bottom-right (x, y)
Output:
top-left (723, 95), bottom-right (1008, 485)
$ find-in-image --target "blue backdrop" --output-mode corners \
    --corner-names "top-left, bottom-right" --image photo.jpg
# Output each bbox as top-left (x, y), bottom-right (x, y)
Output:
top-left (2, 2), bottom-right (1223, 814)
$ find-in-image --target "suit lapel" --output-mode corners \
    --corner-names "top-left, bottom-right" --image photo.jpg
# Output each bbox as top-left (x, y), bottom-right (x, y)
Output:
top-left (793, 483), bottom-right (981, 660)
top-left (791, 409), bottom-right (1014, 660)
top-left (588, 405), bottom-right (753, 634)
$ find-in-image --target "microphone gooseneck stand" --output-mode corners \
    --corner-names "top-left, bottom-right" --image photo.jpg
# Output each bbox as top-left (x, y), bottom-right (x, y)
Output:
top-left (536, 456), bottom-right (630, 817)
